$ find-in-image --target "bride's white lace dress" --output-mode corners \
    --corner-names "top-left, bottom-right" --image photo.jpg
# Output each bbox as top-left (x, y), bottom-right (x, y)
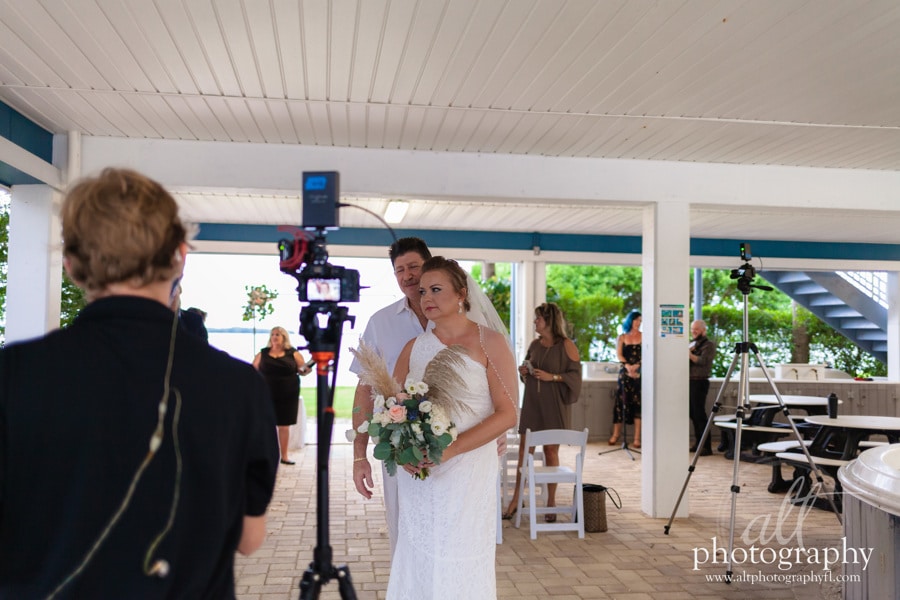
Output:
top-left (386, 329), bottom-right (497, 600)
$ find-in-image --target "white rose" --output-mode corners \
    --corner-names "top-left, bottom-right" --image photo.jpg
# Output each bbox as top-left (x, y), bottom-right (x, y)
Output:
top-left (430, 405), bottom-right (448, 422)
top-left (386, 396), bottom-right (397, 407)
top-left (404, 379), bottom-right (417, 395)
top-left (415, 381), bottom-right (429, 395)
top-left (449, 426), bottom-right (458, 441)
top-left (356, 421), bottom-right (369, 434)
top-left (431, 421), bottom-right (447, 436)
top-left (345, 428), bottom-right (357, 442)
top-left (374, 395), bottom-right (386, 410)
top-left (418, 400), bottom-right (433, 413)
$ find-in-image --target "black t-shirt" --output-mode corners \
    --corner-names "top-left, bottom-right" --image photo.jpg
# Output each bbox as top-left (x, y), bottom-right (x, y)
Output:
top-left (0, 296), bottom-right (279, 599)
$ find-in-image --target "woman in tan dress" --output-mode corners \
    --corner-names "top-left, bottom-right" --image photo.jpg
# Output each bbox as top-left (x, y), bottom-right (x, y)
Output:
top-left (502, 302), bottom-right (581, 521)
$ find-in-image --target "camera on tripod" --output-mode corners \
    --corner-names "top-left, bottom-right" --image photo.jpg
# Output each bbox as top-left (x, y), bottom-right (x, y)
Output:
top-left (277, 171), bottom-right (361, 304)
top-left (728, 242), bottom-right (772, 294)
top-left (279, 234), bottom-right (361, 303)
top-left (730, 242), bottom-right (756, 282)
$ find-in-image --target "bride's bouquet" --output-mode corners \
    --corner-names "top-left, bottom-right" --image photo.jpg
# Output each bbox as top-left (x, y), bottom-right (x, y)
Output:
top-left (349, 341), bottom-right (472, 480)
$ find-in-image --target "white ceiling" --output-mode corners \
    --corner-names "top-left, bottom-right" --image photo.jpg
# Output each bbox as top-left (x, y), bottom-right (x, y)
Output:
top-left (2, 0), bottom-right (900, 245)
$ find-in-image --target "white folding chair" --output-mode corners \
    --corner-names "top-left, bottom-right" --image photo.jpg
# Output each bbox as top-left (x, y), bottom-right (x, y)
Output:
top-left (500, 430), bottom-right (545, 506)
top-left (514, 428), bottom-right (588, 539)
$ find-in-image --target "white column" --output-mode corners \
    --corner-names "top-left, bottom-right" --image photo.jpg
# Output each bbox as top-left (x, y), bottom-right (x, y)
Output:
top-left (6, 185), bottom-right (62, 343)
top-left (641, 200), bottom-right (691, 518)
top-left (512, 260), bottom-right (545, 361)
top-left (887, 272), bottom-right (900, 381)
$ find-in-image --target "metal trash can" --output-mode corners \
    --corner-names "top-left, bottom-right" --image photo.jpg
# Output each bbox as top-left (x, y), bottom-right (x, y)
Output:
top-left (838, 444), bottom-right (900, 600)
top-left (582, 484), bottom-right (620, 532)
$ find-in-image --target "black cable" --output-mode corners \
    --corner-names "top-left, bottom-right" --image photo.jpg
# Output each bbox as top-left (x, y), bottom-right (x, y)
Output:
top-left (337, 203), bottom-right (399, 243)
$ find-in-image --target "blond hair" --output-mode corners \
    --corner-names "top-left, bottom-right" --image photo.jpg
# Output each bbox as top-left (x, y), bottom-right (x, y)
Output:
top-left (62, 168), bottom-right (187, 294)
top-left (268, 326), bottom-right (295, 351)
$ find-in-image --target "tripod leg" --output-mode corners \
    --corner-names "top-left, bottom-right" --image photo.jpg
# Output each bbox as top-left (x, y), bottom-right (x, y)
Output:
top-left (299, 567), bottom-right (323, 600)
top-left (599, 388), bottom-right (637, 459)
top-left (335, 566), bottom-right (357, 600)
top-left (664, 351), bottom-right (741, 534)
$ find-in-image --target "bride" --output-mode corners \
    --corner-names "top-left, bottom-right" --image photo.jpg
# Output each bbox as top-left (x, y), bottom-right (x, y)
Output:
top-left (388, 256), bottom-right (518, 599)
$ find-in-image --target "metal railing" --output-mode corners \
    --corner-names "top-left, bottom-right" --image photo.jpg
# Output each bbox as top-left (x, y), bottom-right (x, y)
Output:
top-left (838, 271), bottom-right (888, 308)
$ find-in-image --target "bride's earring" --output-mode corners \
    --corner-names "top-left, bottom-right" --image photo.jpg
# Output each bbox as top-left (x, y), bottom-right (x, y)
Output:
top-left (458, 301), bottom-right (464, 314)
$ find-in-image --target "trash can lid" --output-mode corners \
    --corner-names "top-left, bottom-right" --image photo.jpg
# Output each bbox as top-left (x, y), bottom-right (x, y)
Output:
top-left (838, 443), bottom-right (900, 517)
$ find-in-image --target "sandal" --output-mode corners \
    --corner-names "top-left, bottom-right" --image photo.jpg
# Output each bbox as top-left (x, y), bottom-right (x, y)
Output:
top-left (501, 508), bottom-right (517, 521)
top-left (544, 514), bottom-right (557, 523)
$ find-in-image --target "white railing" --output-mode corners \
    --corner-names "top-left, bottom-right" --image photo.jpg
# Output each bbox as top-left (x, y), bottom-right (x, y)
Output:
top-left (838, 271), bottom-right (888, 308)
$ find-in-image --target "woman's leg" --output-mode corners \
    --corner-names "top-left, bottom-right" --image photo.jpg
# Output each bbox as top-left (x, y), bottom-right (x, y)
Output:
top-left (609, 422), bottom-right (622, 445)
top-left (277, 425), bottom-right (292, 462)
top-left (543, 444), bottom-right (560, 506)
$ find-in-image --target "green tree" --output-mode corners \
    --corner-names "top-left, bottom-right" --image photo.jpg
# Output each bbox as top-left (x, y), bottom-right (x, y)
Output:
top-left (476, 262), bottom-right (885, 377)
top-left (60, 272), bottom-right (87, 327)
top-left (471, 263), bottom-right (511, 328)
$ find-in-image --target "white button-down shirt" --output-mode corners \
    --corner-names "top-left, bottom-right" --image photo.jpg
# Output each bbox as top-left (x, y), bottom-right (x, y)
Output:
top-left (349, 297), bottom-right (430, 378)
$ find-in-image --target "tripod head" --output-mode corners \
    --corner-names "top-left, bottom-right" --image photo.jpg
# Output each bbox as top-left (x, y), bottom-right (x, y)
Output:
top-left (729, 243), bottom-right (772, 295)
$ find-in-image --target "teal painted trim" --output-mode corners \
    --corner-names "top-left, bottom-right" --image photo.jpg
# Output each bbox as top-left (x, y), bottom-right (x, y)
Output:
top-left (195, 223), bottom-right (642, 254)
top-left (0, 101), bottom-right (54, 186)
top-left (195, 223), bottom-right (900, 262)
top-left (691, 238), bottom-right (900, 262)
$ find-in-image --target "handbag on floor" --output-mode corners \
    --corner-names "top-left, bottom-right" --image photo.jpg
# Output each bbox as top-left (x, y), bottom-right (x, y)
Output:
top-left (581, 484), bottom-right (622, 533)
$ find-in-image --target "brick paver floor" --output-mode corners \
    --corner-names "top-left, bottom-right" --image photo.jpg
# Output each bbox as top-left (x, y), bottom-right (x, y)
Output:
top-left (236, 437), bottom-right (847, 599)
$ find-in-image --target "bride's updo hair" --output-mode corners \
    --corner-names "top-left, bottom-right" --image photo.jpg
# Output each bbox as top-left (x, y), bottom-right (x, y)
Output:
top-left (62, 168), bottom-right (188, 294)
top-left (421, 256), bottom-right (471, 312)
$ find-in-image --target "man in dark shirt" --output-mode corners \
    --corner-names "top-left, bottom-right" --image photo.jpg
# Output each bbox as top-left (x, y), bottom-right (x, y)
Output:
top-left (689, 319), bottom-right (717, 456)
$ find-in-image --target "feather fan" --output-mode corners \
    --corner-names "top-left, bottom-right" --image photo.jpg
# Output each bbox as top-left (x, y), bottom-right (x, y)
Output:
top-left (348, 341), bottom-right (402, 399)
top-left (422, 345), bottom-right (475, 417)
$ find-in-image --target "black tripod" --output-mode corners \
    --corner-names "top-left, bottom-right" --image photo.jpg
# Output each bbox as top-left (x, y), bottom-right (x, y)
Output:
top-left (599, 384), bottom-right (641, 460)
top-left (663, 252), bottom-right (840, 583)
top-left (296, 302), bottom-right (358, 600)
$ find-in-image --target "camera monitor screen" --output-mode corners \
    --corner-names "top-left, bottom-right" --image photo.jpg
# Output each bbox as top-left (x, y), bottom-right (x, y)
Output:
top-left (307, 278), bottom-right (341, 302)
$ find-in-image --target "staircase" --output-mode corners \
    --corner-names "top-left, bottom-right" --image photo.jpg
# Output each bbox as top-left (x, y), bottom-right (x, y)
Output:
top-left (760, 271), bottom-right (887, 364)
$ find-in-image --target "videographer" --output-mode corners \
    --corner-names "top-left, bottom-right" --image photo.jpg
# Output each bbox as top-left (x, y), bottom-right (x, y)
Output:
top-left (688, 319), bottom-right (717, 455)
top-left (0, 168), bottom-right (279, 598)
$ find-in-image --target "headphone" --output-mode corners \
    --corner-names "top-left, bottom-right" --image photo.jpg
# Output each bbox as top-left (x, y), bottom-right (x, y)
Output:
top-left (46, 312), bottom-right (183, 598)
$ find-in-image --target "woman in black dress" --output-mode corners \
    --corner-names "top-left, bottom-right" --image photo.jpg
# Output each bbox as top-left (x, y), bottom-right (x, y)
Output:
top-left (610, 309), bottom-right (642, 448)
top-left (253, 326), bottom-right (312, 465)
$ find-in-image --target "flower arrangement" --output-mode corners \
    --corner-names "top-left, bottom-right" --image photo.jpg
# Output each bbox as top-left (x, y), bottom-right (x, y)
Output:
top-left (241, 284), bottom-right (278, 353)
top-left (349, 341), bottom-right (473, 480)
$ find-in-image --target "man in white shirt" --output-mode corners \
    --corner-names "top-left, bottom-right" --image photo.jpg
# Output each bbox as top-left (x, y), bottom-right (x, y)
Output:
top-left (350, 237), bottom-right (431, 553)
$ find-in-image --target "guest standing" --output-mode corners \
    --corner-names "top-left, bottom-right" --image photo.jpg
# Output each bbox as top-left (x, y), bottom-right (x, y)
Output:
top-left (503, 302), bottom-right (581, 521)
top-left (689, 319), bottom-right (717, 455)
top-left (253, 326), bottom-right (312, 465)
top-left (610, 309), bottom-right (642, 448)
